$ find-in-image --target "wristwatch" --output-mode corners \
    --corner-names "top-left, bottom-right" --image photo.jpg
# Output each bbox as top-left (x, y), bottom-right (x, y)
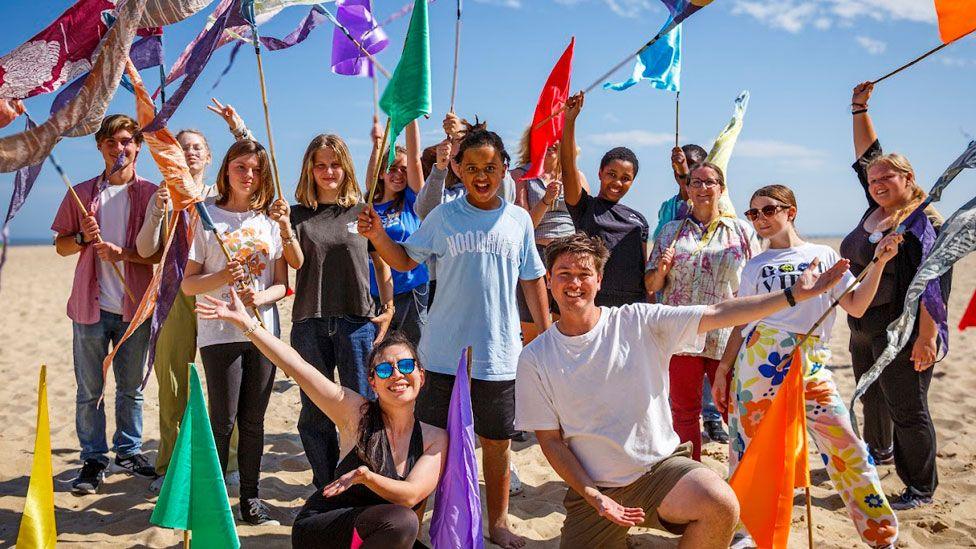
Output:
top-left (74, 232), bottom-right (86, 245)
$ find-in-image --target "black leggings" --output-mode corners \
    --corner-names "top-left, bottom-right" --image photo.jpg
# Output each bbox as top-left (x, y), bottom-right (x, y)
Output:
top-left (200, 341), bottom-right (276, 500)
top-left (292, 492), bottom-right (420, 548)
top-left (850, 311), bottom-right (938, 495)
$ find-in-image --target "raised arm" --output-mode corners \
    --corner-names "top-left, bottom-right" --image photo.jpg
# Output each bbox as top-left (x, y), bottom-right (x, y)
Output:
top-left (357, 206), bottom-right (419, 272)
top-left (536, 430), bottom-right (646, 527)
top-left (196, 290), bottom-right (367, 428)
top-left (414, 141), bottom-right (452, 219)
top-left (560, 92), bottom-right (585, 207)
top-left (698, 258), bottom-right (848, 334)
top-left (839, 233), bottom-right (901, 317)
top-left (208, 97), bottom-right (254, 141)
top-left (852, 82), bottom-right (877, 159)
top-left (405, 120), bottom-right (424, 194)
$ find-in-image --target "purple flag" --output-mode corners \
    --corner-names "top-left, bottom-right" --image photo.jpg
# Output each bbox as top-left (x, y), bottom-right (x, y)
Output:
top-left (0, 115), bottom-right (42, 292)
top-left (331, 0), bottom-right (388, 77)
top-left (429, 350), bottom-right (484, 549)
top-left (142, 210), bottom-right (190, 387)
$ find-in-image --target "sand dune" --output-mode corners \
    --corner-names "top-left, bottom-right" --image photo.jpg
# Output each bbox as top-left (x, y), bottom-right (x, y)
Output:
top-left (1, 240), bottom-right (974, 547)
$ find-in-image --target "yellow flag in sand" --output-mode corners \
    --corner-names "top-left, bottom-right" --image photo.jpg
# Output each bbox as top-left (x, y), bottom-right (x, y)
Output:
top-left (16, 365), bottom-right (57, 548)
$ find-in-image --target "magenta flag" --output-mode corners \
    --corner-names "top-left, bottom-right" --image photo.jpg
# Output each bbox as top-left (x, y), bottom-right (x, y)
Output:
top-left (429, 350), bottom-right (484, 549)
top-left (331, 0), bottom-right (388, 77)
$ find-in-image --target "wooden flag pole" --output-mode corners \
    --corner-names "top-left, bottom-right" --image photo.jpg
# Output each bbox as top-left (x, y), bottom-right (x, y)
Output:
top-left (449, 0), bottom-right (462, 112)
top-left (674, 91), bottom-right (681, 148)
top-left (371, 65), bottom-right (380, 119)
top-left (805, 487), bottom-right (814, 548)
top-left (249, 30), bottom-right (284, 201)
top-left (465, 345), bottom-right (473, 387)
top-left (367, 118), bottom-right (393, 204)
top-left (183, 529), bottom-right (190, 548)
top-left (211, 231), bottom-right (266, 329)
top-left (871, 42), bottom-right (952, 85)
top-left (49, 156), bottom-right (136, 303)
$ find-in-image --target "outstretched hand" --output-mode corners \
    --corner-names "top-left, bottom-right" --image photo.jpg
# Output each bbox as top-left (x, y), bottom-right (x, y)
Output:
top-left (195, 290), bottom-right (251, 328)
top-left (792, 257), bottom-right (850, 302)
top-left (322, 465), bottom-right (369, 498)
top-left (591, 492), bottom-right (645, 527)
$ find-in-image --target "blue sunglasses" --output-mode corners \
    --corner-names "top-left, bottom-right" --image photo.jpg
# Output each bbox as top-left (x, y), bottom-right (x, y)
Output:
top-left (373, 358), bottom-right (417, 379)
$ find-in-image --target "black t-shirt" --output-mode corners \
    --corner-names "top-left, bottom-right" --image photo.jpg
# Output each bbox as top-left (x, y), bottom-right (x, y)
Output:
top-left (291, 202), bottom-right (376, 322)
top-left (567, 189), bottom-right (649, 302)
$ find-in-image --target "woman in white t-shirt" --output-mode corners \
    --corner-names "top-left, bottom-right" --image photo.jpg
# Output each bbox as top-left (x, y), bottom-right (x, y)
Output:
top-left (181, 139), bottom-right (290, 526)
top-left (713, 185), bottom-right (899, 548)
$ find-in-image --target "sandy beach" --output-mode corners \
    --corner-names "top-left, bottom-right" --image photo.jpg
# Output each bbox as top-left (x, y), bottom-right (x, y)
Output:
top-left (1, 239), bottom-right (974, 548)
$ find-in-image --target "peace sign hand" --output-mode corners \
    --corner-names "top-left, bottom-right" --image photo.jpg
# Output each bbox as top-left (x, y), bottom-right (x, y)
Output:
top-left (207, 97), bottom-right (244, 132)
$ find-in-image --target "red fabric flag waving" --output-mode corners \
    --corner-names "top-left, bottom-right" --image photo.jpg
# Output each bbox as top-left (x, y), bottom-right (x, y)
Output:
top-left (959, 288), bottom-right (976, 330)
top-left (729, 348), bottom-right (809, 548)
top-left (934, 0), bottom-right (976, 43)
top-left (521, 38), bottom-right (574, 182)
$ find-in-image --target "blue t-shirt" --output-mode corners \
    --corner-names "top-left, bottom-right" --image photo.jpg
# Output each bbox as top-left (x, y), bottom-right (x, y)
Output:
top-left (369, 188), bottom-right (429, 295)
top-left (403, 197), bottom-right (546, 381)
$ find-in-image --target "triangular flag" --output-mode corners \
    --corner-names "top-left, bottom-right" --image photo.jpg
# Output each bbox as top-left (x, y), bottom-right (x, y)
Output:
top-left (522, 38), bottom-right (574, 182)
top-left (151, 364), bottom-right (241, 549)
top-left (379, 0), bottom-right (431, 164)
top-left (959, 288), bottom-right (976, 330)
top-left (934, 0), bottom-right (976, 43)
top-left (706, 90), bottom-right (750, 216)
top-left (16, 365), bottom-right (57, 549)
top-left (729, 349), bottom-right (809, 548)
top-left (429, 350), bottom-right (484, 549)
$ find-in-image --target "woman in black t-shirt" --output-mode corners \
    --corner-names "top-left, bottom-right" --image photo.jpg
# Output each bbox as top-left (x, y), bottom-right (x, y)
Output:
top-left (844, 82), bottom-right (951, 511)
top-left (288, 133), bottom-right (395, 490)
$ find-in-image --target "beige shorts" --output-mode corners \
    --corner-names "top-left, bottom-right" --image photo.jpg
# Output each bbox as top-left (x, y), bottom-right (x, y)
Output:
top-left (559, 442), bottom-right (706, 549)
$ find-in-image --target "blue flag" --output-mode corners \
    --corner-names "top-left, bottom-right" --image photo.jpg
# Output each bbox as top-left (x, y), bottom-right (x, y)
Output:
top-left (604, 19), bottom-right (681, 92)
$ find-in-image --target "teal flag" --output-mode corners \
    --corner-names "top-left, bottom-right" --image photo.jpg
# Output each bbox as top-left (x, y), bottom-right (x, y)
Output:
top-left (604, 18), bottom-right (681, 92)
top-left (150, 364), bottom-right (240, 549)
top-left (379, 0), bottom-right (431, 164)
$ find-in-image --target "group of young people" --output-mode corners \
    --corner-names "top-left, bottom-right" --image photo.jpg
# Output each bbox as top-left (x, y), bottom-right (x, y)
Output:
top-left (49, 80), bottom-right (948, 548)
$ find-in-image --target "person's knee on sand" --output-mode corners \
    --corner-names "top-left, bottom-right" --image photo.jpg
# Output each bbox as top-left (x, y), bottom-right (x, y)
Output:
top-left (658, 468), bottom-right (739, 547)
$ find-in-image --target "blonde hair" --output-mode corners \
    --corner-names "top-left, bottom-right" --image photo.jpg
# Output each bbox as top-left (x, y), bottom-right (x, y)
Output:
top-left (516, 124), bottom-right (565, 180)
top-left (214, 140), bottom-right (275, 213)
top-left (296, 134), bottom-right (362, 208)
top-left (866, 154), bottom-right (940, 230)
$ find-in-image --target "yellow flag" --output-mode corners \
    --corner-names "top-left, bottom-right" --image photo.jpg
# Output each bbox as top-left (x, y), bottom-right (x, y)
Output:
top-left (17, 365), bottom-right (57, 548)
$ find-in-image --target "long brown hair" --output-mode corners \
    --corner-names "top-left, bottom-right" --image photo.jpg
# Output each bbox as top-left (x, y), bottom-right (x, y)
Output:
top-left (375, 145), bottom-right (408, 214)
top-left (295, 134), bottom-right (362, 209)
top-left (356, 332), bottom-right (423, 472)
top-left (214, 139), bottom-right (275, 212)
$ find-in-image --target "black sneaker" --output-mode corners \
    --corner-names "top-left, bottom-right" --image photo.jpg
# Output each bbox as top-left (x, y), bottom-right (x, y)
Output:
top-left (704, 420), bottom-right (730, 444)
top-left (72, 459), bottom-right (107, 494)
top-left (239, 497), bottom-right (280, 526)
top-left (890, 487), bottom-right (933, 510)
top-left (112, 453), bottom-right (158, 478)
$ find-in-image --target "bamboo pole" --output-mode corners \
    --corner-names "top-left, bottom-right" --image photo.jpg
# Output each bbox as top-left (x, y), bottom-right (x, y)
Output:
top-left (449, 0), bottom-right (463, 112)
top-left (367, 118), bottom-right (393, 204)
top-left (249, 29), bottom-right (284, 201)
top-left (871, 42), bottom-right (951, 85)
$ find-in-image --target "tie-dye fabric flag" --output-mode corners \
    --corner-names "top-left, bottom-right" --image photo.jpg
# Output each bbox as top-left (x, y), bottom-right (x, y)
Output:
top-left (604, 21), bottom-right (680, 92)
top-left (0, 99), bottom-right (25, 128)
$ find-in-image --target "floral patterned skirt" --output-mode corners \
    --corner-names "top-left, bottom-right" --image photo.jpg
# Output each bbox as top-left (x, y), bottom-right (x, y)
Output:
top-left (728, 323), bottom-right (898, 547)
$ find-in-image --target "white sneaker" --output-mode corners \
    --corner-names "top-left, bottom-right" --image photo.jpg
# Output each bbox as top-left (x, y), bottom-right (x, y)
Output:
top-left (730, 533), bottom-right (756, 549)
top-left (509, 462), bottom-right (523, 496)
top-left (149, 475), bottom-right (165, 494)
top-left (225, 470), bottom-right (240, 487)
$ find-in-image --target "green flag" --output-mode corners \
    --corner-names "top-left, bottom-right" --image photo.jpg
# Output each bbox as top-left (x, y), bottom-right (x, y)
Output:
top-left (379, 0), bottom-right (431, 164)
top-left (151, 364), bottom-right (240, 548)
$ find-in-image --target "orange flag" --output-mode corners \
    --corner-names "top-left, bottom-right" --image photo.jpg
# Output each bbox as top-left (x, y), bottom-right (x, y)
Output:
top-left (729, 348), bottom-right (810, 548)
top-left (934, 0), bottom-right (976, 43)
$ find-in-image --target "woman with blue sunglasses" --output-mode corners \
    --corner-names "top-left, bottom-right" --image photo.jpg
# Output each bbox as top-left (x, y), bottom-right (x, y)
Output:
top-left (196, 290), bottom-right (447, 549)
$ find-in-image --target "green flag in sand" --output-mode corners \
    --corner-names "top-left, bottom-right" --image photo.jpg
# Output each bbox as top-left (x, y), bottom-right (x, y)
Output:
top-left (151, 363), bottom-right (240, 549)
top-left (379, 0), bottom-right (431, 164)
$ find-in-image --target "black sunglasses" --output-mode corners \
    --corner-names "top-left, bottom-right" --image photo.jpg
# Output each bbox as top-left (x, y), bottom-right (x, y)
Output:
top-left (373, 358), bottom-right (417, 379)
top-left (744, 204), bottom-right (790, 221)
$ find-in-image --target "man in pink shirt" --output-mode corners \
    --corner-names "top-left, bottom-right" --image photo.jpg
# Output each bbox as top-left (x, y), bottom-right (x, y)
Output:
top-left (51, 114), bottom-right (160, 494)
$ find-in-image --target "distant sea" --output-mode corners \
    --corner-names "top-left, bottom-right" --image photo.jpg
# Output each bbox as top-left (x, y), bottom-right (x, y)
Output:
top-left (6, 237), bottom-right (54, 246)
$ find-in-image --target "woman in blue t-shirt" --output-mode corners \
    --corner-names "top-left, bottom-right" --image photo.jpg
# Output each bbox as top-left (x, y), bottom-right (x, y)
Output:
top-left (366, 120), bottom-right (429, 346)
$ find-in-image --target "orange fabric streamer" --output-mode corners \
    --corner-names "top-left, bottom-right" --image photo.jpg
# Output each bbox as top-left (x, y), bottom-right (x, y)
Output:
top-left (935, 0), bottom-right (976, 43)
top-left (729, 348), bottom-right (810, 548)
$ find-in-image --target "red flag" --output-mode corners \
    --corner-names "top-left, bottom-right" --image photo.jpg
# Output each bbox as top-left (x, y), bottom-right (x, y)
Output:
top-left (959, 288), bottom-right (976, 330)
top-left (521, 38), bottom-right (574, 182)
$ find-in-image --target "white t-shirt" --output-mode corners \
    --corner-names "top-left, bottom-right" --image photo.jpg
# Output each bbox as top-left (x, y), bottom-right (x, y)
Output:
top-left (737, 242), bottom-right (857, 340)
top-left (515, 304), bottom-right (706, 487)
top-left (97, 182), bottom-right (130, 315)
top-left (188, 202), bottom-right (282, 347)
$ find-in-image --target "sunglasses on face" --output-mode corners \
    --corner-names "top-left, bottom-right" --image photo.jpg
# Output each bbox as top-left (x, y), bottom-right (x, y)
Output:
top-left (744, 204), bottom-right (790, 221)
top-left (373, 358), bottom-right (417, 379)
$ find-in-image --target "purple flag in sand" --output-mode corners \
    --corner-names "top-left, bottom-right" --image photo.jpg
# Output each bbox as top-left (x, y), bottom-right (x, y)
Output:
top-left (332, 0), bottom-right (388, 77)
top-left (429, 349), bottom-right (484, 549)
top-left (0, 115), bottom-right (42, 292)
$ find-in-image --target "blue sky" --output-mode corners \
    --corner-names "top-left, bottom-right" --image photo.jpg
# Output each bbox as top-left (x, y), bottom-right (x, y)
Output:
top-left (2, 0), bottom-right (976, 241)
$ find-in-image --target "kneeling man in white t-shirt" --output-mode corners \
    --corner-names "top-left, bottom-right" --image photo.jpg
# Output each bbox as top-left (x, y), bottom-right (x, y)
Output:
top-left (515, 233), bottom-right (848, 548)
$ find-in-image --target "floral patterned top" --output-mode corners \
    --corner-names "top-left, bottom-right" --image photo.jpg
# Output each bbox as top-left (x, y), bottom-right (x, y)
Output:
top-left (648, 215), bottom-right (760, 359)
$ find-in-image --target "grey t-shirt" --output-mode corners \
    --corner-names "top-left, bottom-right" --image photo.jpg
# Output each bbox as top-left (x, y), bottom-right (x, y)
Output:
top-left (290, 202), bottom-right (375, 322)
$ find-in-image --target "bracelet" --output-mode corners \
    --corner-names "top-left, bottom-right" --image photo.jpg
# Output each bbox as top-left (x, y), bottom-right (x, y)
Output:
top-left (282, 233), bottom-right (294, 245)
top-left (784, 287), bottom-right (797, 307)
top-left (852, 108), bottom-right (868, 116)
top-left (542, 199), bottom-right (554, 207)
top-left (241, 320), bottom-right (260, 336)
top-left (850, 102), bottom-right (867, 108)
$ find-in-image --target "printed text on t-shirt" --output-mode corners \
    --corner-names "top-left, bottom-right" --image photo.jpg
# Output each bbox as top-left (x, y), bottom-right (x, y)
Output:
top-left (445, 230), bottom-right (520, 261)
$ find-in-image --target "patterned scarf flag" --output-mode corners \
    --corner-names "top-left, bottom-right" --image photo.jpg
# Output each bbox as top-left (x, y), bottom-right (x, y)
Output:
top-left (15, 366), bottom-right (57, 549)
top-left (332, 0), bottom-right (389, 76)
top-left (379, 0), bottom-right (431, 164)
top-left (429, 351), bottom-right (484, 549)
top-left (935, 0), bottom-right (976, 43)
top-left (0, 115), bottom-right (42, 293)
top-left (522, 38), bottom-right (574, 182)
top-left (706, 90), bottom-right (749, 216)
top-left (101, 58), bottom-right (204, 388)
top-left (659, 0), bottom-right (714, 32)
top-left (0, 99), bottom-right (24, 128)
top-left (604, 21), bottom-right (680, 92)
top-left (729, 348), bottom-right (809, 548)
